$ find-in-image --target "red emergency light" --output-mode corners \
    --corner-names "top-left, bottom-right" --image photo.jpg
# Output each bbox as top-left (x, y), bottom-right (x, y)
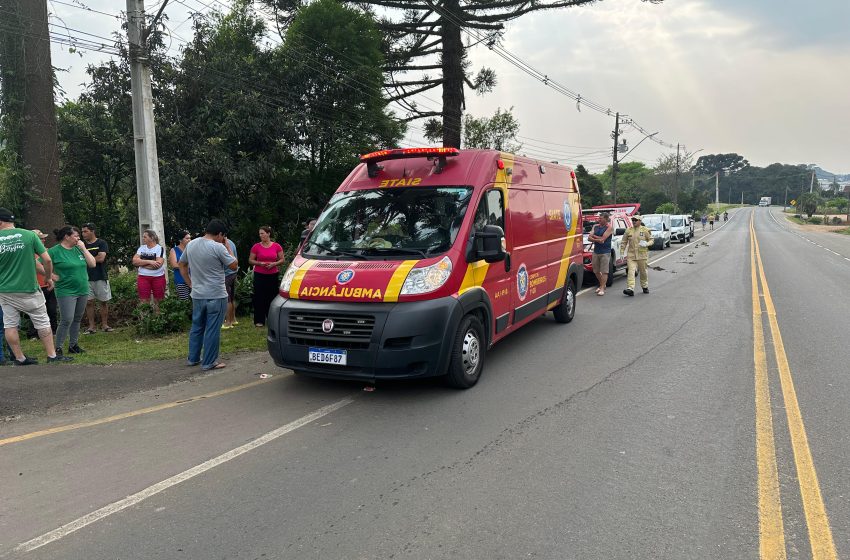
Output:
top-left (360, 147), bottom-right (460, 177)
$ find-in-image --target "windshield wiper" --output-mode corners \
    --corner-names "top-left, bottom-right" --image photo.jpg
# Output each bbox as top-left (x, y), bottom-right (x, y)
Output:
top-left (306, 241), bottom-right (365, 260)
top-left (359, 247), bottom-right (429, 259)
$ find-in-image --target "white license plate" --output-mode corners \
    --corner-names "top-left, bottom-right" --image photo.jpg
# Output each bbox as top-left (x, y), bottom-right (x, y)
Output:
top-left (308, 348), bottom-right (347, 366)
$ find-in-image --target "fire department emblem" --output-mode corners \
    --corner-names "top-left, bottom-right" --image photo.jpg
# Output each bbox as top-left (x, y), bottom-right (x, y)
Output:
top-left (517, 264), bottom-right (529, 302)
top-left (563, 199), bottom-right (572, 232)
top-left (336, 269), bottom-right (355, 285)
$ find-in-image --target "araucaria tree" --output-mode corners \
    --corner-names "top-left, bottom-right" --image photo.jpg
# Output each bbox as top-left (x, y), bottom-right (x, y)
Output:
top-left (262, 0), bottom-right (661, 148)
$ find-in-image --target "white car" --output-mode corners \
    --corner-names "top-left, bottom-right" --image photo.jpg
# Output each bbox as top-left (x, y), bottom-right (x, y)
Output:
top-left (641, 214), bottom-right (671, 249)
top-left (670, 214), bottom-right (693, 242)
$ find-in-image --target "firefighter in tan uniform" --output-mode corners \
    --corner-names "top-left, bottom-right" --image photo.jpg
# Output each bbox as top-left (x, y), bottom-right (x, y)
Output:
top-left (619, 215), bottom-right (653, 296)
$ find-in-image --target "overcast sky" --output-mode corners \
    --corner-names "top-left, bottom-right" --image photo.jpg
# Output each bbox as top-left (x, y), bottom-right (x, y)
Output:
top-left (50, 0), bottom-right (850, 174)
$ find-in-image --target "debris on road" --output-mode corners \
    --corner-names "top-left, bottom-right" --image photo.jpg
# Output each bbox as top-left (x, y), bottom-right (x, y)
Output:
top-left (363, 386), bottom-right (376, 392)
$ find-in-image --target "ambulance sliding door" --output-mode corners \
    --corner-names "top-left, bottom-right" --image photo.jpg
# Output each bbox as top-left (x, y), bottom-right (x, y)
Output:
top-left (508, 188), bottom-right (548, 327)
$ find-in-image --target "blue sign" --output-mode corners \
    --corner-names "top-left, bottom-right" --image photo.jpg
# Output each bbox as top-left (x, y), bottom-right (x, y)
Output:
top-left (563, 199), bottom-right (572, 231)
top-left (336, 269), bottom-right (355, 285)
top-left (517, 264), bottom-right (529, 302)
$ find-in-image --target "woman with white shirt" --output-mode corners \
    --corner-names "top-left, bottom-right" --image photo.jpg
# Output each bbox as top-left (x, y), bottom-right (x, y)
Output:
top-left (132, 229), bottom-right (167, 313)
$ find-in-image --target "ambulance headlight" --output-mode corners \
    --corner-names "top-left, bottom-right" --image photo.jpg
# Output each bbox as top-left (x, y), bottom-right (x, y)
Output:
top-left (280, 263), bottom-right (298, 293)
top-left (401, 256), bottom-right (452, 295)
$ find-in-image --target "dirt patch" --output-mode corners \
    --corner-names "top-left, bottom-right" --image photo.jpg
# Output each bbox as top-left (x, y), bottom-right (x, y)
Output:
top-left (780, 213), bottom-right (846, 233)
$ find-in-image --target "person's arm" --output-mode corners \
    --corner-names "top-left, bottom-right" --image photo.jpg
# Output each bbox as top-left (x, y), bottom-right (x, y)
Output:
top-left (168, 247), bottom-right (179, 269)
top-left (248, 247), bottom-right (259, 267)
top-left (272, 246), bottom-right (285, 267)
top-left (619, 231), bottom-right (629, 253)
top-left (178, 261), bottom-right (191, 288)
top-left (132, 249), bottom-right (145, 268)
top-left (600, 225), bottom-right (613, 242)
top-left (39, 251), bottom-right (55, 289)
top-left (153, 246), bottom-right (165, 269)
top-left (77, 240), bottom-right (97, 268)
top-left (94, 242), bottom-right (107, 264)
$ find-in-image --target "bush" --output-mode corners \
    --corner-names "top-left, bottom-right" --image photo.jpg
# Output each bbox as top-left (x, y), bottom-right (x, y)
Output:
top-left (235, 269), bottom-right (254, 317)
top-left (655, 202), bottom-right (679, 214)
top-left (808, 216), bottom-right (822, 225)
top-left (832, 216), bottom-right (843, 225)
top-left (134, 296), bottom-right (192, 336)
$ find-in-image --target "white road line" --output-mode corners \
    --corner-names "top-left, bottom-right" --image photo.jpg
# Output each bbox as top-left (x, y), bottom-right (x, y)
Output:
top-left (15, 397), bottom-right (355, 554)
top-left (768, 209), bottom-right (850, 262)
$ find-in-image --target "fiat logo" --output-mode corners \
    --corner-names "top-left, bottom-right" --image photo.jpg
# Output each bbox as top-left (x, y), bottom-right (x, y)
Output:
top-left (322, 319), bottom-right (334, 333)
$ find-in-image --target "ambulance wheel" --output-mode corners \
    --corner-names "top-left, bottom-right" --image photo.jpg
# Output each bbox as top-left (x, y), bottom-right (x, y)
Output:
top-left (606, 256), bottom-right (615, 287)
top-left (445, 315), bottom-right (486, 389)
top-left (553, 278), bottom-right (576, 324)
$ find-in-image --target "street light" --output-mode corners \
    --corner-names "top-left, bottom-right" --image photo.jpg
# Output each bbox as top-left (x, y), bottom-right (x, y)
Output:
top-left (618, 132), bottom-right (659, 163)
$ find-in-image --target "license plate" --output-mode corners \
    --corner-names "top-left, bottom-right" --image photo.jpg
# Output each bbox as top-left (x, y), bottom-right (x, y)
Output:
top-left (308, 348), bottom-right (347, 366)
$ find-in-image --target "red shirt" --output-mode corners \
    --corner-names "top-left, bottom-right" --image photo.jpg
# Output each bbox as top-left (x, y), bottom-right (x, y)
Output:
top-left (251, 242), bottom-right (283, 274)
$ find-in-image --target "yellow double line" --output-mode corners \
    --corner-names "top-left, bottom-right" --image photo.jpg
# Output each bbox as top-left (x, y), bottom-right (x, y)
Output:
top-left (750, 213), bottom-right (837, 559)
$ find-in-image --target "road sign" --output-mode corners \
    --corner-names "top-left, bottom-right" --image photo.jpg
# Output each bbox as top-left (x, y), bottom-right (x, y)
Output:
top-left (790, 200), bottom-right (797, 206)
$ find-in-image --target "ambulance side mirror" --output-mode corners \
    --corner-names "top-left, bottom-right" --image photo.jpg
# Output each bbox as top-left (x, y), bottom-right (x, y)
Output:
top-left (475, 225), bottom-right (507, 263)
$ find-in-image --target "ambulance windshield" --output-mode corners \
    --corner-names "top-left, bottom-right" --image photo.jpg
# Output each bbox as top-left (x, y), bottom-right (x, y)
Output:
top-left (303, 187), bottom-right (473, 259)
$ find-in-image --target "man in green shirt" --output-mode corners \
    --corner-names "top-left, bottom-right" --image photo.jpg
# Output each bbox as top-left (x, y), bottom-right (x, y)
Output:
top-left (0, 208), bottom-right (72, 365)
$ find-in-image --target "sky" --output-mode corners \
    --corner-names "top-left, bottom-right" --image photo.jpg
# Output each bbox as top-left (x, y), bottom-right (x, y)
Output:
top-left (49, 0), bottom-right (850, 175)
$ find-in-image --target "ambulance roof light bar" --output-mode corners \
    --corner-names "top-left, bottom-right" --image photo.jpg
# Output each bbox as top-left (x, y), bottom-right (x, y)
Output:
top-left (360, 147), bottom-right (460, 177)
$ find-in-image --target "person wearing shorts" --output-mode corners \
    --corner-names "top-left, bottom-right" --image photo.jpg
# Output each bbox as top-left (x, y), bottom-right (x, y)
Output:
top-left (132, 229), bottom-right (167, 313)
top-left (82, 223), bottom-right (113, 333)
top-left (0, 207), bottom-right (72, 365)
top-left (588, 212), bottom-right (613, 296)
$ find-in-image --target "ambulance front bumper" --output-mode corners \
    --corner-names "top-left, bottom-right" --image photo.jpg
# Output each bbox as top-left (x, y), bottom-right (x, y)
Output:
top-left (266, 295), bottom-right (463, 382)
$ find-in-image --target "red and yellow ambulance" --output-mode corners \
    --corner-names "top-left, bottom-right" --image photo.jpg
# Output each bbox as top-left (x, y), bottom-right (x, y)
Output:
top-left (267, 147), bottom-right (583, 388)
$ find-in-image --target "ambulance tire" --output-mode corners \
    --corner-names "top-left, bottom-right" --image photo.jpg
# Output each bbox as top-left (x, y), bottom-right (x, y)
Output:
top-left (553, 278), bottom-right (576, 324)
top-left (445, 315), bottom-right (486, 389)
top-left (606, 256), bottom-right (615, 287)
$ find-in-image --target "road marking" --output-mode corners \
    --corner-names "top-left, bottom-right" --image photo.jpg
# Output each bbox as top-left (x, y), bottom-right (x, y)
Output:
top-left (768, 209), bottom-right (850, 262)
top-left (0, 377), bottom-right (279, 447)
top-left (751, 212), bottom-right (838, 560)
top-left (749, 213), bottom-right (786, 559)
top-left (15, 397), bottom-right (355, 554)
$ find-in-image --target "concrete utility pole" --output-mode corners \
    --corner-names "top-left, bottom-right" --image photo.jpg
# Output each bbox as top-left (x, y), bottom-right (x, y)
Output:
top-left (809, 170), bottom-right (815, 193)
top-left (126, 0), bottom-right (166, 243)
top-left (611, 112), bottom-right (620, 204)
top-left (715, 171), bottom-right (720, 209)
top-left (673, 143), bottom-right (680, 206)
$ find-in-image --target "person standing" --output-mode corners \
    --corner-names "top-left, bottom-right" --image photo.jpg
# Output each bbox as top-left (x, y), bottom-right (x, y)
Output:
top-left (0, 306), bottom-right (6, 366)
top-left (81, 223), bottom-right (113, 333)
top-left (0, 208), bottom-right (72, 364)
top-left (701, 214), bottom-right (707, 230)
top-left (248, 226), bottom-right (284, 327)
top-left (178, 220), bottom-right (237, 371)
top-left (132, 230), bottom-right (167, 313)
top-left (26, 229), bottom-right (58, 339)
top-left (588, 212), bottom-right (613, 296)
top-left (222, 234), bottom-right (239, 329)
top-left (169, 230), bottom-right (192, 301)
top-left (49, 226), bottom-right (97, 355)
top-left (619, 215), bottom-right (653, 297)
top-left (708, 213), bottom-right (715, 230)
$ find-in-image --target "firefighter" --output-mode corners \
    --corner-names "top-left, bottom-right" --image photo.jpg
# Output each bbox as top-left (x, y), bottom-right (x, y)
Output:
top-left (620, 215), bottom-right (653, 296)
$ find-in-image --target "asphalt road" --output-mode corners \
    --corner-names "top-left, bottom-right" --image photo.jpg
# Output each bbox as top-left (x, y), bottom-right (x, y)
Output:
top-left (1, 208), bottom-right (847, 559)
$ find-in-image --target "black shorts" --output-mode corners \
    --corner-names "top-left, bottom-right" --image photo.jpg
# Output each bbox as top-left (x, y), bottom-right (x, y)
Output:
top-left (225, 274), bottom-right (236, 302)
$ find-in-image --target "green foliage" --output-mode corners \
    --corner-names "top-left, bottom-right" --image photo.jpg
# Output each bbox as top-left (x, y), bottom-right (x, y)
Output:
top-left (798, 192), bottom-right (822, 218)
top-left (655, 202), bottom-right (679, 214)
top-left (807, 216), bottom-right (822, 225)
top-left (826, 198), bottom-right (848, 211)
top-left (235, 269), bottom-right (254, 317)
top-left (576, 165), bottom-right (604, 207)
top-left (133, 296), bottom-right (192, 336)
top-left (832, 216), bottom-right (843, 225)
top-left (460, 107), bottom-right (521, 152)
top-left (692, 153), bottom-right (749, 176)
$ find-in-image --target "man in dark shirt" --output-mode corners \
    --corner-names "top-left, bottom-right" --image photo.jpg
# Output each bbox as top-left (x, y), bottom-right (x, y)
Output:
top-left (81, 223), bottom-right (113, 333)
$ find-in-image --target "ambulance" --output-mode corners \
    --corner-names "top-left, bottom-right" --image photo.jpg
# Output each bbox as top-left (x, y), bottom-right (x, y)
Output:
top-left (267, 147), bottom-right (584, 388)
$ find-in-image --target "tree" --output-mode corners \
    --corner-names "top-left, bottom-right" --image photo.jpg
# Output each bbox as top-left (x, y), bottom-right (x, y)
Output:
top-left (452, 106), bottom-right (521, 152)
top-left (0, 0), bottom-right (65, 231)
top-left (655, 202), bottom-right (678, 214)
top-left (597, 161), bottom-right (654, 203)
top-left (826, 198), bottom-right (848, 212)
top-left (575, 165), bottom-right (604, 207)
top-left (261, 0), bottom-right (662, 148)
top-left (692, 153), bottom-right (749, 177)
top-left (798, 192), bottom-right (822, 218)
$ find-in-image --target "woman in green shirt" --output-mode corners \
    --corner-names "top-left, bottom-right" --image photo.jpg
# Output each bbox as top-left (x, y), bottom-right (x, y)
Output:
top-left (48, 226), bottom-right (96, 355)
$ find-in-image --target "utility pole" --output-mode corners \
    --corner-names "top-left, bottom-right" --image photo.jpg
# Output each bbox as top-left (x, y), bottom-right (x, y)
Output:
top-left (611, 112), bottom-right (620, 204)
top-left (741, 191), bottom-right (744, 205)
top-left (673, 143), bottom-right (680, 207)
top-left (784, 186), bottom-right (788, 209)
top-left (809, 170), bottom-right (815, 193)
top-left (126, 0), bottom-right (167, 243)
top-left (715, 171), bottom-right (720, 209)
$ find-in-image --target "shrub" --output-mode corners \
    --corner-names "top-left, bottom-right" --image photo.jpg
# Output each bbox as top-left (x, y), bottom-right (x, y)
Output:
top-left (655, 202), bottom-right (679, 214)
top-left (134, 296), bottom-right (192, 336)
top-left (832, 216), bottom-right (843, 225)
top-left (235, 269), bottom-right (254, 317)
top-left (808, 216), bottom-right (822, 225)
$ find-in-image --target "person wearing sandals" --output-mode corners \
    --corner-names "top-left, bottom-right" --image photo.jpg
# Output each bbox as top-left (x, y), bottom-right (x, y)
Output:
top-left (222, 234), bottom-right (239, 329)
top-left (588, 212), bottom-right (613, 296)
top-left (169, 230), bottom-right (192, 301)
top-left (48, 226), bottom-right (97, 356)
top-left (81, 223), bottom-right (113, 333)
top-left (132, 229), bottom-right (166, 314)
top-left (249, 226), bottom-right (284, 327)
top-left (178, 220), bottom-right (237, 370)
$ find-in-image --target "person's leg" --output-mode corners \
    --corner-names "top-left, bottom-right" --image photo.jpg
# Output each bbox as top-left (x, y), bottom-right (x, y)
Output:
top-left (151, 276), bottom-right (165, 314)
top-left (69, 296), bottom-right (88, 349)
top-left (138, 275), bottom-right (151, 308)
top-left (86, 283), bottom-right (97, 331)
top-left (253, 274), bottom-right (263, 326)
top-left (626, 259), bottom-right (636, 290)
top-left (201, 298), bottom-right (228, 369)
top-left (638, 259), bottom-right (649, 289)
top-left (187, 298), bottom-right (205, 365)
top-left (100, 301), bottom-right (110, 329)
top-left (44, 288), bottom-right (58, 333)
top-left (4, 327), bottom-right (24, 360)
top-left (0, 307), bottom-right (5, 362)
top-left (55, 296), bottom-right (76, 351)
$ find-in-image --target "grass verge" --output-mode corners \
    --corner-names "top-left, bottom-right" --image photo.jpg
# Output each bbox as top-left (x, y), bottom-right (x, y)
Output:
top-left (17, 320), bottom-right (267, 365)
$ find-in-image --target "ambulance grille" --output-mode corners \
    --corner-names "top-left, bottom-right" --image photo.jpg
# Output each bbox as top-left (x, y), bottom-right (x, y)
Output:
top-left (287, 312), bottom-right (375, 349)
